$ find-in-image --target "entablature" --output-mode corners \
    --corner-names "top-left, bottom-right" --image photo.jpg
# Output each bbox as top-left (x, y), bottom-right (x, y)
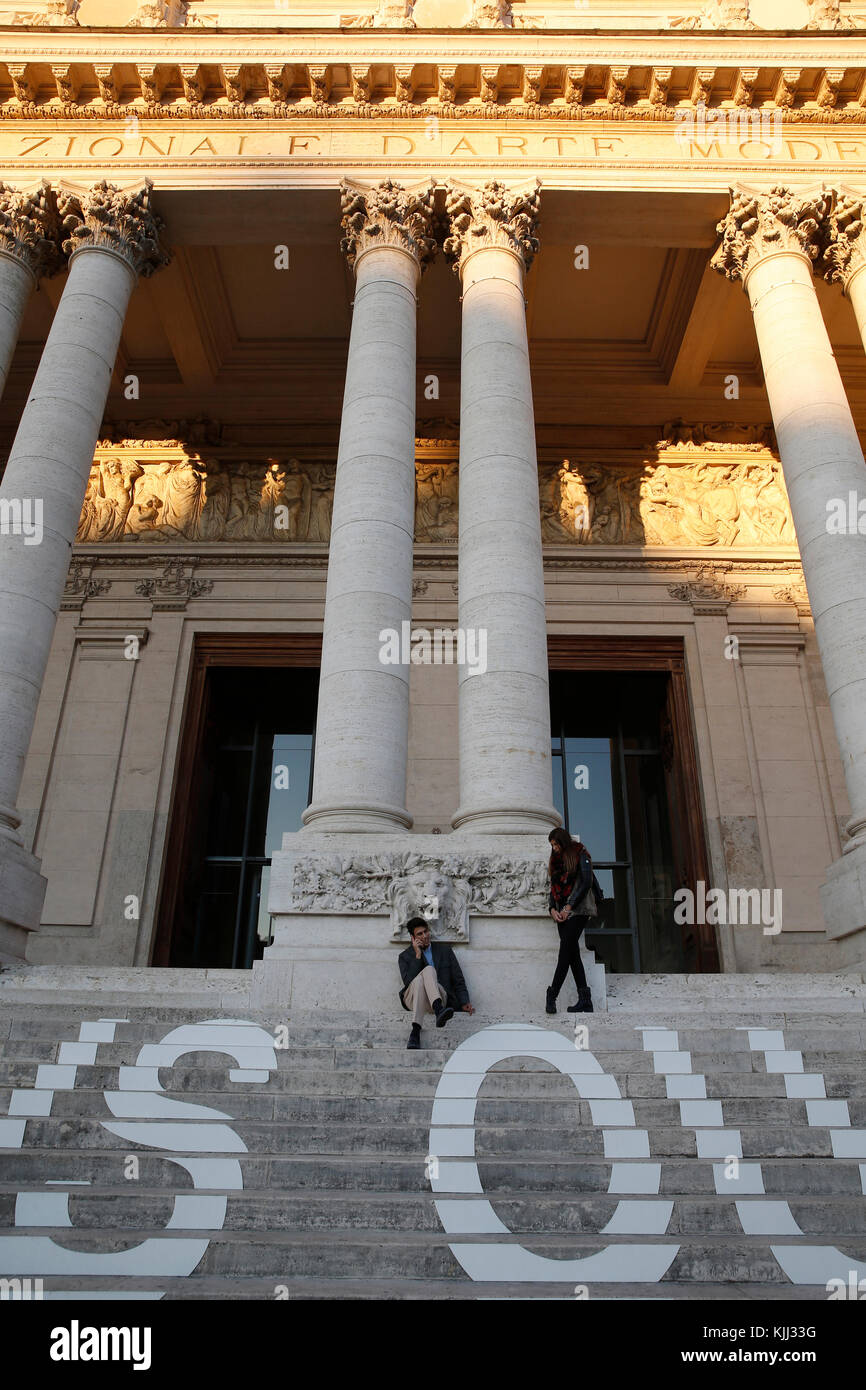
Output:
top-left (2, 47), bottom-right (866, 119)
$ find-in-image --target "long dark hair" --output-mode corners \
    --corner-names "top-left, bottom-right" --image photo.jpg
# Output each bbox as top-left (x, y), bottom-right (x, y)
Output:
top-left (548, 827), bottom-right (590, 878)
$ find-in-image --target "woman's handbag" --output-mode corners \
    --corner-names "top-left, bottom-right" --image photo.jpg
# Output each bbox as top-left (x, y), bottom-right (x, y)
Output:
top-left (574, 882), bottom-right (598, 917)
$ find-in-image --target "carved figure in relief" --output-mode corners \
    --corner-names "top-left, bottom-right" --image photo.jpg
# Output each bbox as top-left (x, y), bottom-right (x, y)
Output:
top-left (198, 458), bottom-right (231, 540)
top-left (557, 459), bottom-right (593, 542)
top-left (76, 468), bottom-right (103, 543)
top-left (101, 458), bottom-right (143, 540)
top-left (692, 462), bottom-right (741, 545)
top-left (225, 462), bottom-right (257, 538)
top-left (308, 470), bottom-right (334, 542)
top-left (754, 465), bottom-right (795, 544)
top-left (77, 458), bottom-right (142, 542)
top-left (415, 462), bottom-right (458, 541)
top-left (278, 458), bottom-right (312, 541)
top-left (147, 458), bottom-right (206, 537)
top-left (641, 465), bottom-right (692, 546)
top-left (125, 494), bottom-right (164, 536)
top-left (257, 459), bottom-right (287, 540)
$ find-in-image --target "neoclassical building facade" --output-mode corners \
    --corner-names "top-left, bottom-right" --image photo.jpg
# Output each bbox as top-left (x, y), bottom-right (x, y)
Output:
top-left (0, 0), bottom-right (865, 1007)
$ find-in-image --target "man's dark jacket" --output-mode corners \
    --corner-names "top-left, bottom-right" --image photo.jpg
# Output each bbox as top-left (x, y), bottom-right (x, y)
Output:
top-left (398, 940), bottom-right (470, 1012)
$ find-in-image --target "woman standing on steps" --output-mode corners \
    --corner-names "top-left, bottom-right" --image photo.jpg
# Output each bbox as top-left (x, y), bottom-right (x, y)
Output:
top-left (546, 827), bottom-right (597, 1015)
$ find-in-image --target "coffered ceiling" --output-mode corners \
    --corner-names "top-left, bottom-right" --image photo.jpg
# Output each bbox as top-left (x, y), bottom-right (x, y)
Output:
top-left (1, 184), bottom-right (863, 455)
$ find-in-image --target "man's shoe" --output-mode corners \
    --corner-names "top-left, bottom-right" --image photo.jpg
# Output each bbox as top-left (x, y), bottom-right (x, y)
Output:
top-left (407, 1028), bottom-right (421, 1049)
top-left (545, 987), bottom-right (557, 1015)
top-left (435, 1004), bottom-right (454, 1028)
top-left (567, 988), bottom-right (594, 1013)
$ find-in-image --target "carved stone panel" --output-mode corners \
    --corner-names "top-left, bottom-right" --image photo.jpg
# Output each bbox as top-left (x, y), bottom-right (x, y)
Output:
top-left (287, 848), bottom-right (549, 943)
top-left (67, 431), bottom-right (795, 551)
top-left (539, 447), bottom-right (795, 549)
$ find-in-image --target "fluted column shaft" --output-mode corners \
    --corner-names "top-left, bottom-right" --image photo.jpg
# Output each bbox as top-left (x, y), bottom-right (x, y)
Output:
top-left (715, 186), bottom-right (866, 864)
top-left (445, 182), bottom-right (559, 835)
top-left (0, 181), bottom-right (166, 948)
top-left (303, 181), bottom-right (434, 832)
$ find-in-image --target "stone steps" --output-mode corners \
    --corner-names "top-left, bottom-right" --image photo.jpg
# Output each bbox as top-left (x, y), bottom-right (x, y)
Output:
top-left (5, 1062), bottom-right (866, 1096)
top-left (3, 1153), bottom-right (862, 1195)
top-left (5, 1190), bottom-right (866, 1235)
top-left (5, 1229), bottom-right (866, 1285)
top-left (0, 976), bottom-right (864, 1298)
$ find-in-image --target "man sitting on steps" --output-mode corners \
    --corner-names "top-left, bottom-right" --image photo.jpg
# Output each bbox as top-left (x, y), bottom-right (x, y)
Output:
top-left (398, 917), bottom-right (475, 1050)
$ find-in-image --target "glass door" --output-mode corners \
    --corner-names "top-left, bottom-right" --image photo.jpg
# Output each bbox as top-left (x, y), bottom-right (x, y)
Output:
top-left (170, 666), bottom-right (319, 969)
top-left (550, 671), bottom-right (687, 973)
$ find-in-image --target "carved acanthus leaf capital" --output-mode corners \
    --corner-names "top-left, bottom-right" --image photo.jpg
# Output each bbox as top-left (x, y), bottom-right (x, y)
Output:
top-left (443, 179), bottom-right (541, 274)
top-left (58, 179), bottom-right (169, 279)
top-left (340, 179), bottom-right (436, 272)
top-left (821, 189), bottom-right (866, 290)
top-left (711, 185), bottom-right (831, 284)
top-left (32, 0), bottom-right (80, 24)
top-left (468, 0), bottom-right (513, 26)
top-left (805, 0), bottom-right (853, 30)
top-left (0, 181), bottom-right (62, 279)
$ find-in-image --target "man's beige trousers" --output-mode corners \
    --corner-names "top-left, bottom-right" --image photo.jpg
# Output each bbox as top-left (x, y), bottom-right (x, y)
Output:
top-left (403, 964), bottom-right (448, 1026)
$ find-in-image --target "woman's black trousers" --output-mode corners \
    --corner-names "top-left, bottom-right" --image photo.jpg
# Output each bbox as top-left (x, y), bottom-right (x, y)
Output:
top-left (551, 915), bottom-right (590, 994)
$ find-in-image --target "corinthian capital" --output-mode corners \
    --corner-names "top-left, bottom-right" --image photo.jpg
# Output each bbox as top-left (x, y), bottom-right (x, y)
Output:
top-left (339, 180), bottom-right (436, 272)
top-left (58, 180), bottom-right (169, 278)
top-left (443, 180), bottom-right (541, 274)
top-left (32, 0), bottom-right (80, 24)
top-left (711, 184), bottom-right (831, 283)
top-left (821, 188), bottom-right (866, 291)
top-left (0, 181), bottom-right (62, 280)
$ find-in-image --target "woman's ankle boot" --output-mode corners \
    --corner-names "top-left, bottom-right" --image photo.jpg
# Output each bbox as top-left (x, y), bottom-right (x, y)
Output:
top-left (545, 987), bottom-right (557, 1015)
top-left (567, 988), bottom-right (593, 1013)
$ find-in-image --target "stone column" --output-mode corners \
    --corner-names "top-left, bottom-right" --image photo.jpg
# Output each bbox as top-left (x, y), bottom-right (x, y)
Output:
top-left (0, 183), bottom-right (61, 401)
top-left (713, 184), bottom-right (866, 938)
top-left (0, 180), bottom-right (167, 958)
top-left (443, 181), bottom-right (559, 835)
top-left (822, 186), bottom-right (866, 357)
top-left (301, 180), bottom-right (435, 833)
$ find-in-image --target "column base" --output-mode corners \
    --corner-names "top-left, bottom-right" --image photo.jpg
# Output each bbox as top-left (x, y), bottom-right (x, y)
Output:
top-left (252, 913), bottom-right (605, 1015)
top-left (257, 830), bottom-right (606, 1014)
top-left (0, 839), bottom-right (47, 962)
top-left (451, 804), bottom-right (562, 834)
top-left (819, 841), bottom-right (866, 943)
top-left (301, 801), bottom-right (413, 832)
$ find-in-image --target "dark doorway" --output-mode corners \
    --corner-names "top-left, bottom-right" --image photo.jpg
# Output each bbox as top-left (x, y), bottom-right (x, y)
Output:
top-left (153, 636), bottom-right (320, 968)
top-left (549, 639), bottom-right (716, 973)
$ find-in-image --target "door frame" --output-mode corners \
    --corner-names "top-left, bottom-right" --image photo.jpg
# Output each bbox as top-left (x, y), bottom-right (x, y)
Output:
top-left (152, 633), bottom-right (322, 966)
top-left (547, 635), bottom-right (718, 972)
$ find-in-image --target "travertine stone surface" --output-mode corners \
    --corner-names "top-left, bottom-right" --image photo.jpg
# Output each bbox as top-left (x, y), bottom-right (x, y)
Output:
top-left (0, 183), bottom-right (60, 402)
top-left (302, 181), bottom-right (434, 833)
top-left (822, 187), bottom-right (866, 357)
top-left (714, 185), bottom-right (866, 936)
top-left (264, 829), bottom-right (606, 1012)
top-left (0, 181), bottom-right (166, 951)
top-left (445, 181), bottom-right (559, 835)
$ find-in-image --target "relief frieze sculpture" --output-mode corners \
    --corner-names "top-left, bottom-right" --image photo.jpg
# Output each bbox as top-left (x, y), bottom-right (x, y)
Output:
top-left (75, 449), bottom-right (336, 544)
top-left (68, 432), bottom-right (795, 549)
top-left (539, 450), bottom-right (795, 548)
top-left (288, 850), bottom-right (549, 943)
